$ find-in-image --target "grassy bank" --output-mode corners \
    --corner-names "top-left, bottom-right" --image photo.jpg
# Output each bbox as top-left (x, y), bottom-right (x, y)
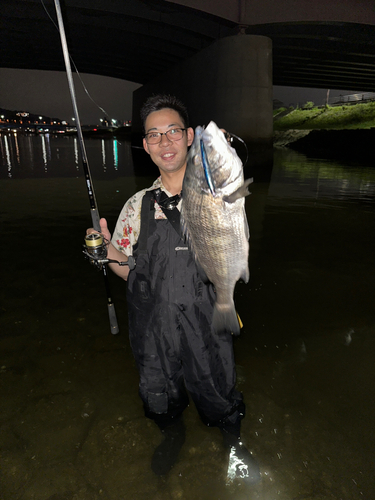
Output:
top-left (274, 101), bottom-right (375, 131)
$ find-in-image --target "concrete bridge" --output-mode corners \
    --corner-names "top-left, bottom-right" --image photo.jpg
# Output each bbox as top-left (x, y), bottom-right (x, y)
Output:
top-left (2, 0), bottom-right (375, 143)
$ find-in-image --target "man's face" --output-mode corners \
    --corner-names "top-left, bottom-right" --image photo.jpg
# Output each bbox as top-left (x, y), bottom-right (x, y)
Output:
top-left (143, 108), bottom-right (194, 175)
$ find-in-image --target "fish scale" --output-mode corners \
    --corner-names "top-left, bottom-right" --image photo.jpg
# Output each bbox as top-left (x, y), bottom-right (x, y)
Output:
top-left (181, 121), bottom-right (251, 336)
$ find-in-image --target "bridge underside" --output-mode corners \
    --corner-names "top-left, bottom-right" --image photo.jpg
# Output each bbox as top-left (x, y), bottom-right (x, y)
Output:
top-left (246, 22), bottom-right (375, 92)
top-left (2, 0), bottom-right (375, 91)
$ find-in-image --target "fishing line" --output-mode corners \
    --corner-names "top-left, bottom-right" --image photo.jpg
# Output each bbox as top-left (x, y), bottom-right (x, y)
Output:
top-left (225, 131), bottom-right (249, 167)
top-left (40, 0), bottom-right (110, 119)
top-left (52, 0), bottom-right (120, 334)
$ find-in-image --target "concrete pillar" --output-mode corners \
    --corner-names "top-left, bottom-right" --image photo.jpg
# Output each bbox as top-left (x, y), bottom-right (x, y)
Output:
top-left (132, 34), bottom-right (272, 147)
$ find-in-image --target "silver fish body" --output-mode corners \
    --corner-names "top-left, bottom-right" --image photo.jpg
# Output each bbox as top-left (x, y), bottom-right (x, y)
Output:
top-left (181, 121), bottom-right (252, 335)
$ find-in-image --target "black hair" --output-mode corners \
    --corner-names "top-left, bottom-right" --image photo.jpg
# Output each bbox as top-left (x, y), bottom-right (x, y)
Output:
top-left (140, 94), bottom-right (189, 131)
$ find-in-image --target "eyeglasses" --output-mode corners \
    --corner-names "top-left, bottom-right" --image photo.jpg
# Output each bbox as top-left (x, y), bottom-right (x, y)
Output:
top-left (144, 128), bottom-right (186, 145)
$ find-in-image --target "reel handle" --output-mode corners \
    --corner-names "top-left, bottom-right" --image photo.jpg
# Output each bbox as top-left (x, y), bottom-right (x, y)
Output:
top-left (83, 234), bottom-right (136, 269)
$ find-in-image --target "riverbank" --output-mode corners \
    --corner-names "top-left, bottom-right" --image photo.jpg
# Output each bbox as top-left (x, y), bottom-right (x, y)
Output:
top-left (274, 100), bottom-right (375, 131)
top-left (273, 101), bottom-right (375, 157)
top-left (273, 128), bottom-right (375, 162)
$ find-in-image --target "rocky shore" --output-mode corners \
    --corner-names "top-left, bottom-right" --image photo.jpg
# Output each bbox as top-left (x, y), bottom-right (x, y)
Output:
top-left (273, 129), bottom-right (311, 148)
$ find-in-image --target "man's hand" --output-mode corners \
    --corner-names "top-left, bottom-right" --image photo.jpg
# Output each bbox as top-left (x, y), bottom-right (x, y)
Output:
top-left (85, 218), bottom-right (131, 281)
top-left (86, 218), bottom-right (111, 243)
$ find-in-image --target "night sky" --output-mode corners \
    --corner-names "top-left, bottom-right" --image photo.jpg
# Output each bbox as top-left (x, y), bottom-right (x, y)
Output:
top-left (0, 68), bottom-right (141, 125)
top-left (0, 67), bottom-right (357, 126)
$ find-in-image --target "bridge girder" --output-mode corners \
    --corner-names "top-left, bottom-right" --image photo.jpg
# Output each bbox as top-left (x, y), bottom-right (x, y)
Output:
top-left (1, 0), bottom-right (375, 91)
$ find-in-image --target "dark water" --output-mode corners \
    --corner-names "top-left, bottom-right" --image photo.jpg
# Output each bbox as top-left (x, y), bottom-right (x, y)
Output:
top-left (1, 133), bottom-right (374, 500)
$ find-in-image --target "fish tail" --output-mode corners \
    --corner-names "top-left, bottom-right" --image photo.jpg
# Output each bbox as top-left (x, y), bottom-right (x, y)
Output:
top-left (212, 303), bottom-right (241, 336)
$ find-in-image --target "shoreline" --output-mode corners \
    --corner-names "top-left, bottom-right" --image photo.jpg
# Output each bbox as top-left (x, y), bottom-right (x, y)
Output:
top-left (273, 128), bottom-right (375, 161)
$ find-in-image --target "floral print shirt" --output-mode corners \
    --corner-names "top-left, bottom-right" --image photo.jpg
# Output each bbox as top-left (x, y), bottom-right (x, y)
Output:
top-left (111, 176), bottom-right (182, 257)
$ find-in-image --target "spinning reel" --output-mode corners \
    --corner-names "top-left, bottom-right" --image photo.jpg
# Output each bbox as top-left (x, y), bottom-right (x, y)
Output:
top-left (83, 233), bottom-right (135, 271)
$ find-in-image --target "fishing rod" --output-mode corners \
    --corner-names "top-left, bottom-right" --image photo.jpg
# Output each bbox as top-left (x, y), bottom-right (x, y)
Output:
top-left (53, 0), bottom-right (122, 334)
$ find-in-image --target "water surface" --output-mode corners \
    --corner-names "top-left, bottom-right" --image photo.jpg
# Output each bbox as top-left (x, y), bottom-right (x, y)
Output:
top-left (1, 133), bottom-right (374, 499)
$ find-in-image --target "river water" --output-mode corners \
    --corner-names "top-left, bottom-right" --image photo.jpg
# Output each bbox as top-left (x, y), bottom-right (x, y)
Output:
top-left (1, 133), bottom-right (374, 500)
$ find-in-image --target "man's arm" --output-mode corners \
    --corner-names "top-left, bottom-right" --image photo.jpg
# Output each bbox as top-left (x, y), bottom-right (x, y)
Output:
top-left (86, 218), bottom-right (130, 281)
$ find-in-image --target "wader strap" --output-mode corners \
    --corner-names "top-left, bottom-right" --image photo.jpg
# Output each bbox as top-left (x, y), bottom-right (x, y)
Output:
top-left (137, 190), bottom-right (155, 255)
top-left (153, 188), bottom-right (182, 239)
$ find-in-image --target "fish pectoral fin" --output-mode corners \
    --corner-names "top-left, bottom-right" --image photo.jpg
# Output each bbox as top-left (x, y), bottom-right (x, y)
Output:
top-left (241, 266), bottom-right (250, 284)
top-left (223, 178), bottom-right (253, 203)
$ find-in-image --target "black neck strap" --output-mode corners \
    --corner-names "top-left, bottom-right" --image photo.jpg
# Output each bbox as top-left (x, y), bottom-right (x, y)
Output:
top-left (153, 188), bottom-right (182, 238)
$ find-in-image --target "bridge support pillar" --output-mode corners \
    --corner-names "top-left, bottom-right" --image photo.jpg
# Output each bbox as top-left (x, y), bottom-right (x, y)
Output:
top-left (132, 34), bottom-right (273, 148)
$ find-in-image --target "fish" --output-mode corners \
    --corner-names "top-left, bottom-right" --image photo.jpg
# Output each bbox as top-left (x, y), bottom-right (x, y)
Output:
top-left (181, 121), bottom-right (252, 335)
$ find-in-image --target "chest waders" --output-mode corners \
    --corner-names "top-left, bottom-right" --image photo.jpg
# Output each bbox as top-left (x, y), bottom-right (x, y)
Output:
top-left (126, 190), bottom-right (245, 433)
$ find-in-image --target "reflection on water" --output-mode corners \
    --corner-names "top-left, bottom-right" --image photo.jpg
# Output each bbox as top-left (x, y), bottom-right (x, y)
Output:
top-left (2, 135), bottom-right (12, 176)
top-left (270, 148), bottom-right (375, 204)
top-left (1, 136), bottom-right (375, 499)
top-left (0, 133), bottom-right (134, 179)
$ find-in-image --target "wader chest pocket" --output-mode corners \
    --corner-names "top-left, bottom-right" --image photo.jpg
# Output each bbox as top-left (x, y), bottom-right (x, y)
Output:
top-left (138, 280), bottom-right (150, 301)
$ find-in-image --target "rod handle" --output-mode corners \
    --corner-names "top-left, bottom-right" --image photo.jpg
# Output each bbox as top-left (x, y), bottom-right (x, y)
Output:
top-left (108, 303), bottom-right (119, 335)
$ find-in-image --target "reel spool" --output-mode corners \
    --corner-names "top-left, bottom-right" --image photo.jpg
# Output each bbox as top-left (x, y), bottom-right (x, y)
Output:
top-left (84, 233), bottom-right (107, 261)
top-left (83, 233), bottom-right (136, 270)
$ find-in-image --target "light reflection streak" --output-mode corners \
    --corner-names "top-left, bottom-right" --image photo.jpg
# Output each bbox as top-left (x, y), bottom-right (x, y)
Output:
top-left (101, 139), bottom-right (106, 172)
top-left (113, 139), bottom-right (118, 169)
top-left (0, 136), bottom-right (5, 166)
top-left (3, 136), bottom-right (12, 177)
top-left (45, 133), bottom-right (52, 161)
top-left (13, 133), bottom-right (20, 165)
top-left (41, 135), bottom-right (48, 173)
top-left (26, 135), bottom-right (34, 169)
top-left (74, 137), bottom-right (79, 171)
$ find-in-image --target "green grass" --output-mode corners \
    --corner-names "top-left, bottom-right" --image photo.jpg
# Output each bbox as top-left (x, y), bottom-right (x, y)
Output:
top-left (274, 101), bottom-right (375, 131)
top-left (273, 107), bottom-right (287, 117)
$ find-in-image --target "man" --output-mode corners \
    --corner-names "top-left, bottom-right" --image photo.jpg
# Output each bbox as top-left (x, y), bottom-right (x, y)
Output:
top-left (87, 94), bottom-right (260, 483)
